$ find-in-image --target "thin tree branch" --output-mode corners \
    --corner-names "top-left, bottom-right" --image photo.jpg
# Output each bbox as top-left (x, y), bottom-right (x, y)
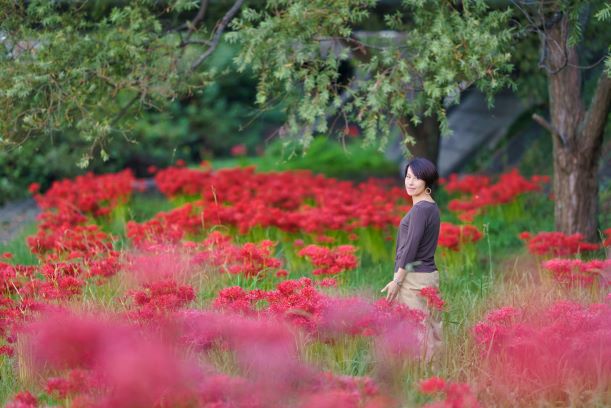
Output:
top-left (532, 113), bottom-right (567, 147)
top-left (190, 0), bottom-right (245, 71)
top-left (183, 0), bottom-right (209, 43)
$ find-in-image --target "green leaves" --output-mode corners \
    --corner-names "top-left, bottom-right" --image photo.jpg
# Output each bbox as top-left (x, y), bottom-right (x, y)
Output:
top-left (229, 0), bottom-right (514, 150)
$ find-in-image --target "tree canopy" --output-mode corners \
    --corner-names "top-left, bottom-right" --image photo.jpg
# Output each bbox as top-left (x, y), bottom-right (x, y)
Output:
top-left (0, 1), bottom-right (608, 164)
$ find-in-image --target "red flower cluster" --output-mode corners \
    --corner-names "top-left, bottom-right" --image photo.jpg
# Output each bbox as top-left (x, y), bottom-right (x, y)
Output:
top-left (214, 278), bottom-right (425, 338)
top-left (147, 166), bottom-right (405, 237)
top-left (6, 391), bottom-right (38, 408)
top-left (519, 231), bottom-right (600, 257)
top-left (419, 286), bottom-right (445, 311)
top-left (447, 169), bottom-right (549, 221)
top-left (541, 258), bottom-right (611, 288)
top-left (472, 300), bottom-right (611, 400)
top-left (419, 377), bottom-right (481, 408)
top-left (440, 174), bottom-right (490, 195)
top-left (32, 170), bottom-right (134, 217)
top-left (129, 279), bottom-right (196, 316)
top-left (193, 231), bottom-right (283, 277)
top-left (297, 244), bottom-right (358, 275)
top-left (438, 222), bottom-right (483, 251)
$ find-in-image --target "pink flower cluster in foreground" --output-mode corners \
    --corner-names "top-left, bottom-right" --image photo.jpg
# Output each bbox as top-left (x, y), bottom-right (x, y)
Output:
top-left (472, 300), bottom-right (611, 401)
top-left (8, 306), bottom-right (413, 407)
top-left (297, 244), bottom-right (359, 275)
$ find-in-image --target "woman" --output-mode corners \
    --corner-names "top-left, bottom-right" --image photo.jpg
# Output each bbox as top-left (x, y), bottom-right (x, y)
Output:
top-left (381, 157), bottom-right (442, 362)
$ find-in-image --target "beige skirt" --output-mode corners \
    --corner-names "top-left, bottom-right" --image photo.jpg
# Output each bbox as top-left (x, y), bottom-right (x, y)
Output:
top-left (397, 270), bottom-right (443, 362)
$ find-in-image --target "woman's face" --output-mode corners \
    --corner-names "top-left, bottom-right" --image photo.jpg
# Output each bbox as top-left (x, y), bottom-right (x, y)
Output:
top-left (405, 167), bottom-right (426, 197)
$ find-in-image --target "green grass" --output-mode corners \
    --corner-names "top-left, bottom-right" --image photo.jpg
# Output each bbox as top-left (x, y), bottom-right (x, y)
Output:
top-left (0, 222), bottom-right (39, 265)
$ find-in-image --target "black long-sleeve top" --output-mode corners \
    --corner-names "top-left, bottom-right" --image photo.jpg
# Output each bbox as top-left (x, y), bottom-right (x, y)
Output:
top-left (394, 201), bottom-right (440, 273)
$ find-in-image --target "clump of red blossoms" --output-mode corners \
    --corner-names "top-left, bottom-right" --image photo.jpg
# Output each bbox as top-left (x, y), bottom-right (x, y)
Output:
top-left (519, 231), bottom-right (600, 257)
top-left (193, 232), bottom-right (283, 278)
top-left (438, 222), bottom-right (483, 251)
top-left (419, 376), bottom-right (481, 408)
top-left (446, 169), bottom-right (549, 221)
top-left (6, 391), bottom-right (38, 408)
top-left (297, 244), bottom-right (358, 275)
top-left (420, 287), bottom-right (445, 311)
top-left (472, 300), bottom-right (611, 402)
top-left (440, 174), bottom-right (491, 195)
top-left (129, 279), bottom-right (196, 316)
top-left (542, 258), bottom-right (611, 288)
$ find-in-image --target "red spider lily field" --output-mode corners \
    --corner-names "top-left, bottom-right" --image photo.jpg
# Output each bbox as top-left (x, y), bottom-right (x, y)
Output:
top-left (0, 163), bottom-right (609, 408)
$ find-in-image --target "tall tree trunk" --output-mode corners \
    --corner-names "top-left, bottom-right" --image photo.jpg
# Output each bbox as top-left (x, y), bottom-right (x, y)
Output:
top-left (545, 14), bottom-right (611, 242)
top-left (403, 114), bottom-right (441, 165)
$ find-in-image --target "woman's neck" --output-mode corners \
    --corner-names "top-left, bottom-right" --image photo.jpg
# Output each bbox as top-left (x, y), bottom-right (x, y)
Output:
top-left (412, 194), bottom-right (434, 205)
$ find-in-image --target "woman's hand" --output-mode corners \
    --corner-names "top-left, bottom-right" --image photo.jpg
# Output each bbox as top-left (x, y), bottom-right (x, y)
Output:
top-left (381, 280), bottom-right (400, 302)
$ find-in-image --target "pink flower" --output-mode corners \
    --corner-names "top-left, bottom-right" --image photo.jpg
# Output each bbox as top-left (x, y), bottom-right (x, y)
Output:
top-left (419, 376), bottom-right (446, 394)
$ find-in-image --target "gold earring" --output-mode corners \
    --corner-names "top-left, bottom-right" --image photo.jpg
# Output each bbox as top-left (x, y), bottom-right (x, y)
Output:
top-left (425, 187), bottom-right (432, 195)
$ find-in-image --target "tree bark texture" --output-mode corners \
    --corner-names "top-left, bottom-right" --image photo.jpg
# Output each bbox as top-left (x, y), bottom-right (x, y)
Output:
top-left (546, 14), bottom-right (611, 242)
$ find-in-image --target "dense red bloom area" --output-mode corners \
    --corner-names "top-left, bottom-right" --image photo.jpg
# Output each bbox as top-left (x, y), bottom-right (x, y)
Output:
top-left (146, 166), bottom-right (405, 237)
top-left (298, 244), bottom-right (358, 275)
top-left (440, 174), bottom-right (491, 195)
top-left (473, 300), bottom-right (611, 400)
top-left (542, 258), bottom-right (611, 288)
top-left (446, 169), bottom-right (548, 220)
top-left (192, 232), bottom-right (283, 277)
top-left (438, 222), bottom-right (483, 251)
top-left (32, 170), bottom-right (134, 216)
top-left (519, 231), bottom-right (600, 257)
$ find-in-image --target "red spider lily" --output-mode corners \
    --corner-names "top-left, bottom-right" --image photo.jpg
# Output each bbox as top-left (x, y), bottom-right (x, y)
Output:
top-left (6, 391), bottom-right (38, 408)
top-left (298, 244), bottom-right (358, 275)
top-left (27, 224), bottom-right (115, 262)
top-left (542, 258), bottom-right (611, 288)
top-left (472, 300), bottom-right (611, 401)
top-left (441, 174), bottom-right (491, 195)
top-left (419, 287), bottom-right (445, 311)
top-left (447, 169), bottom-right (548, 218)
top-left (438, 222), bottom-right (483, 251)
top-left (45, 369), bottom-right (97, 399)
top-left (0, 345), bottom-right (14, 356)
top-left (214, 279), bottom-right (425, 338)
top-left (419, 376), bottom-right (446, 394)
top-left (33, 170), bottom-right (134, 216)
top-left (151, 166), bottom-right (404, 236)
top-left (472, 306), bottom-right (522, 348)
top-left (193, 232), bottom-right (283, 278)
top-left (519, 231), bottom-right (600, 257)
top-left (129, 280), bottom-right (195, 315)
top-left (422, 381), bottom-right (482, 408)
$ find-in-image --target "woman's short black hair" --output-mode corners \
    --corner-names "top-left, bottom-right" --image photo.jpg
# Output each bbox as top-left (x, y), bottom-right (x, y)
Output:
top-left (403, 157), bottom-right (439, 188)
